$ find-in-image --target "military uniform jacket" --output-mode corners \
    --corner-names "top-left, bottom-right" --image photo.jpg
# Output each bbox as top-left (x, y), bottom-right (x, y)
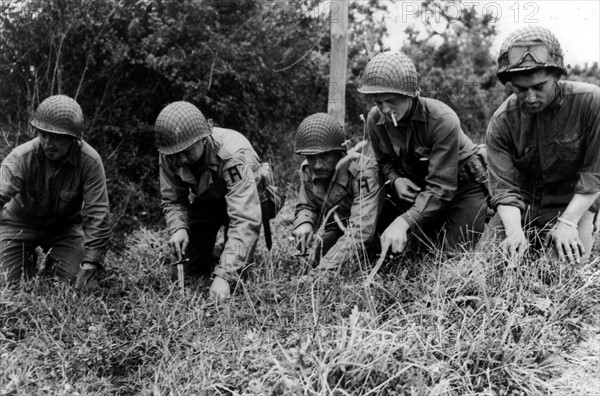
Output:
top-left (367, 97), bottom-right (478, 230)
top-left (0, 138), bottom-right (110, 265)
top-left (486, 81), bottom-right (600, 223)
top-left (160, 127), bottom-right (262, 281)
top-left (294, 152), bottom-right (380, 267)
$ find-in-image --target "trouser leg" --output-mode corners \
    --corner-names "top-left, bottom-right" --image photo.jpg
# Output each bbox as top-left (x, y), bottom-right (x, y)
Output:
top-left (41, 225), bottom-right (84, 281)
top-left (0, 225), bottom-right (38, 283)
top-left (378, 182), bottom-right (487, 253)
top-left (310, 226), bottom-right (344, 267)
top-left (184, 195), bottom-right (229, 278)
top-left (439, 183), bottom-right (488, 250)
top-left (578, 211), bottom-right (595, 261)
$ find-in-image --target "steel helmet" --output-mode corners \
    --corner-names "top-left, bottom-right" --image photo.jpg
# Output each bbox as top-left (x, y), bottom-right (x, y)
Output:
top-left (30, 95), bottom-right (84, 139)
top-left (358, 52), bottom-right (419, 97)
top-left (295, 113), bottom-right (346, 155)
top-left (497, 26), bottom-right (566, 84)
top-left (153, 101), bottom-right (212, 155)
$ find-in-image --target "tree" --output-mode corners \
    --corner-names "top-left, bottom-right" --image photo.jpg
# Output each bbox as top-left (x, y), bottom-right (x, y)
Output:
top-left (400, 0), bottom-right (503, 142)
top-left (0, 0), bottom-right (388, 241)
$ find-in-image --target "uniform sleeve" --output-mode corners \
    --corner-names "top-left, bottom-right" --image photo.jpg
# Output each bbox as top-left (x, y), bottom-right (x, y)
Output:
top-left (485, 116), bottom-right (526, 212)
top-left (159, 155), bottom-right (191, 234)
top-left (213, 149), bottom-right (262, 282)
top-left (0, 151), bottom-right (22, 211)
top-left (293, 165), bottom-right (318, 229)
top-left (400, 113), bottom-right (461, 229)
top-left (321, 157), bottom-right (381, 267)
top-left (366, 110), bottom-right (402, 184)
top-left (81, 158), bottom-right (111, 265)
top-left (576, 86), bottom-right (600, 194)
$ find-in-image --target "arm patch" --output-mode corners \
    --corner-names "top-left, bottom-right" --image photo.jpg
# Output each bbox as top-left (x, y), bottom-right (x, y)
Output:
top-left (225, 165), bottom-right (243, 184)
top-left (359, 175), bottom-right (374, 195)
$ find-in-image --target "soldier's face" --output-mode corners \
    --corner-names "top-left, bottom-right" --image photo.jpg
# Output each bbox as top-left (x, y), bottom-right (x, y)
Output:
top-left (509, 69), bottom-right (559, 114)
top-left (371, 93), bottom-right (413, 124)
top-left (38, 130), bottom-right (73, 162)
top-left (169, 139), bottom-right (205, 168)
top-left (306, 151), bottom-right (341, 182)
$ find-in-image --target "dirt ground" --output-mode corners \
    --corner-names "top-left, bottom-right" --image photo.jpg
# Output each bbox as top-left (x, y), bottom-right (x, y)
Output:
top-left (548, 326), bottom-right (600, 395)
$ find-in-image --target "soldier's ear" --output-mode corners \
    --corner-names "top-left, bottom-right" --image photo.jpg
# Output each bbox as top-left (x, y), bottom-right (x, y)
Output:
top-left (207, 118), bottom-right (214, 128)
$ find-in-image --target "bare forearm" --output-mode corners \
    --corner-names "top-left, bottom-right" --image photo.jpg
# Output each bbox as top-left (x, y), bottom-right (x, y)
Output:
top-left (497, 205), bottom-right (523, 233)
top-left (559, 193), bottom-right (600, 224)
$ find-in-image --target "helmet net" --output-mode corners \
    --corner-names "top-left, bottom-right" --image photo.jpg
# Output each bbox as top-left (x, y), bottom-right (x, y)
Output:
top-left (295, 113), bottom-right (345, 155)
top-left (497, 25), bottom-right (566, 83)
top-left (358, 52), bottom-right (419, 97)
top-left (154, 101), bottom-right (211, 155)
top-left (30, 95), bottom-right (84, 139)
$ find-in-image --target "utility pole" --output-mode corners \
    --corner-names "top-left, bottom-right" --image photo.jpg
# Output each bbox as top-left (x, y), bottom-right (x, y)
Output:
top-left (327, 0), bottom-right (348, 128)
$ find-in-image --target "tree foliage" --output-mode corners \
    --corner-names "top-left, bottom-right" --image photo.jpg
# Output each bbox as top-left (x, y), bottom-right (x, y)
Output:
top-left (0, 0), bottom-right (386, 242)
top-left (400, 0), bottom-right (504, 142)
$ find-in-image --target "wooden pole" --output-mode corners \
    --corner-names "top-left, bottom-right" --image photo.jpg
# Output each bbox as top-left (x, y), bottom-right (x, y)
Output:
top-left (327, 0), bottom-right (348, 128)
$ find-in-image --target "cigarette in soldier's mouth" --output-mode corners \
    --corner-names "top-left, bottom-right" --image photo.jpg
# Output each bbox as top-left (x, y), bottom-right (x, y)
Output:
top-left (391, 113), bottom-right (398, 127)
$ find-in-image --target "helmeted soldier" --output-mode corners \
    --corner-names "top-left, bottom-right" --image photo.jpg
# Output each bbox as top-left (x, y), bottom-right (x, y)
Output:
top-left (0, 95), bottom-right (110, 290)
top-left (358, 52), bottom-right (488, 255)
top-left (483, 26), bottom-right (600, 265)
top-left (292, 113), bottom-right (381, 274)
top-left (155, 101), bottom-right (263, 299)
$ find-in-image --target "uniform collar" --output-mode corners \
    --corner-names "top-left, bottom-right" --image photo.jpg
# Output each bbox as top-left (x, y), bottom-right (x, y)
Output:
top-left (520, 82), bottom-right (564, 115)
top-left (374, 97), bottom-right (425, 126)
top-left (548, 82), bottom-right (564, 110)
top-left (309, 154), bottom-right (350, 187)
top-left (197, 136), bottom-right (220, 172)
top-left (35, 138), bottom-right (80, 166)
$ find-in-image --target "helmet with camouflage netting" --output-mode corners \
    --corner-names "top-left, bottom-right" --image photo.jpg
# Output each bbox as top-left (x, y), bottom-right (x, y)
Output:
top-left (153, 101), bottom-right (212, 155)
top-left (358, 51), bottom-right (419, 97)
top-left (497, 25), bottom-right (566, 84)
top-left (30, 95), bottom-right (84, 139)
top-left (295, 113), bottom-right (346, 155)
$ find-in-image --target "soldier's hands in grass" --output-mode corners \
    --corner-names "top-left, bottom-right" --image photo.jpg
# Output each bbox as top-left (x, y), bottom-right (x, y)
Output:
top-left (169, 228), bottom-right (189, 262)
top-left (501, 228), bottom-right (529, 263)
top-left (210, 276), bottom-right (231, 300)
top-left (394, 177), bottom-right (421, 203)
top-left (381, 217), bottom-right (410, 254)
top-left (546, 222), bottom-right (584, 264)
top-left (293, 223), bottom-right (314, 255)
top-left (75, 263), bottom-right (100, 291)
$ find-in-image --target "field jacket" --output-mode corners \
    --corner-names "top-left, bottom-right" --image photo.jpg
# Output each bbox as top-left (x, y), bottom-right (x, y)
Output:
top-left (367, 97), bottom-right (478, 231)
top-left (294, 152), bottom-right (381, 267)
top-left (0, 138), bottom-right (110, 265)
top-left (160, 127), bottom-right (262, 281)
top-left (486, 81), bottom-right (600, 224)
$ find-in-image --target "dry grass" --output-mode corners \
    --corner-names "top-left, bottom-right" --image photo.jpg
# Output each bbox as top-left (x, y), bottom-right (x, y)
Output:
top-left (1, 205), bottom-right (599, 395)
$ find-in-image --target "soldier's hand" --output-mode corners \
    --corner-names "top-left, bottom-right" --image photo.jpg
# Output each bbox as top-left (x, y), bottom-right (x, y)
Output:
top-left (394, 177), bottom-right (421, 203)
top-left (209, 276), bottom-right (231, 300)
top-left (169, 229), bottom-right (189, 262)
top-left (501, 228), bottom-right (529, 263)
top-left (546, 222), bottom-right (584, 264)
top-left (380, 217), bottom-right (410, 254)
top-left (293, 223), bottom-right (314, 255)
top-left (74, 263), bottom-right (100, 292)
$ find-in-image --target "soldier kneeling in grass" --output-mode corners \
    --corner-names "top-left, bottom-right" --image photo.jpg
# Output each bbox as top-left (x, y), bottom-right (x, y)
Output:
top-left (358, 52), bottom-right (489, 256)
top-left (0, 95), bottom-right (110, 291)
top-left (154, 101), bottom-right (268, 300)
top-left (292, 113), bottom-right (381, 276)
top-left (482, 26), bottom-right (600, 266)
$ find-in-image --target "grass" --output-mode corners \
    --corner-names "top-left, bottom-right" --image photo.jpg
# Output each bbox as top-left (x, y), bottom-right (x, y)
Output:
top-left (1, 204), bottom-right (599, 395)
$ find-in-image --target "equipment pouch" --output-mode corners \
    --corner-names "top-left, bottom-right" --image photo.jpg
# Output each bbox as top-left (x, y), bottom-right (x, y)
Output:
top-left (466, 145), bottom-right (488, 185)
